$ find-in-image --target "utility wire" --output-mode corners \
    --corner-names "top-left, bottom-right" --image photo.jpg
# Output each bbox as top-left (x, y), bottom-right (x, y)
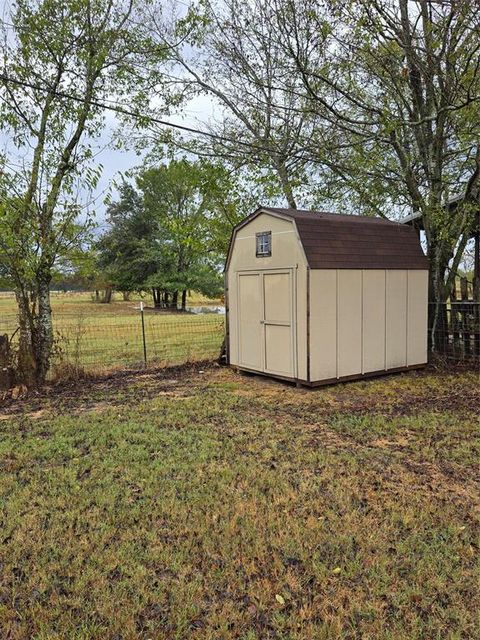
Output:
top-left (0, 71), bottom-right (310, 161)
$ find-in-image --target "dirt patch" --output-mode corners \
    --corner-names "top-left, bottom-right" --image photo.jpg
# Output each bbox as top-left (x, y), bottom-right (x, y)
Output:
top-left (0, 360), bottom-right (217, 420)
top-left (304, 422), bottom-right (480, 516)
top-left (390, 389), bottom-right (480, 416)
top-left (1, 361), bottom-right (478, 423)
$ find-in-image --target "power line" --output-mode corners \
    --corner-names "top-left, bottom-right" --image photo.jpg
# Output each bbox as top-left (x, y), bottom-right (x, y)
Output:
top-left (0, 72), bottom-right (309, 161)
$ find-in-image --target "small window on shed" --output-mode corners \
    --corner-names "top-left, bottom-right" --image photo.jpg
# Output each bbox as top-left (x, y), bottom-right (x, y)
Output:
top-left (256, 231), bottom-right (271, 257)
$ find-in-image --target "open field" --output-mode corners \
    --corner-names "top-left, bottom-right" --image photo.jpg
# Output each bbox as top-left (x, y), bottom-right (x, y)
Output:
top-left (0, 291), bottom-right (223, 314)
top-left (0, 364), bottom-right (479, 639)
top-left (0, 292), bottom-right (224, 372)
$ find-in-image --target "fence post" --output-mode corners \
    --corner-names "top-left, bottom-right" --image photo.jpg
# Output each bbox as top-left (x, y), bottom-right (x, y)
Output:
top-left (140, 301), bottom-right (147, 366)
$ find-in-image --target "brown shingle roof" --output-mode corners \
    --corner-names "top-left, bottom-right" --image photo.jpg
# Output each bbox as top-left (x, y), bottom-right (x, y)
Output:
top-left (260, 207), bottom-right (429, 270)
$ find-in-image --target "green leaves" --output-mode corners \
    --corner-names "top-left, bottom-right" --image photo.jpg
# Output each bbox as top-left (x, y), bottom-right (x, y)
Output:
top-left (0, 0), bottom-right (169, 380)
top-left (97, 159), bottom-right (233, 300)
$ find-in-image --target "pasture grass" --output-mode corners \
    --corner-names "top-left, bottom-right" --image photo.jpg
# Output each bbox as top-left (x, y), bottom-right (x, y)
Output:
top-left (0, 365), bottom-right (479, 639)
top-left (0, 291), bottom-right (224, 372)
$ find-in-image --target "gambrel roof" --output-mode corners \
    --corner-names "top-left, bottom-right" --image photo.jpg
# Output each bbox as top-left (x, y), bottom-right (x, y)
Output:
top-left (228, 207), bottom-right (428, 270)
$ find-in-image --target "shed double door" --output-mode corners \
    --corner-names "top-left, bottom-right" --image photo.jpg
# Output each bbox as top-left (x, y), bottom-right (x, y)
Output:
top-left (237, 269), bottom-right (296, 378)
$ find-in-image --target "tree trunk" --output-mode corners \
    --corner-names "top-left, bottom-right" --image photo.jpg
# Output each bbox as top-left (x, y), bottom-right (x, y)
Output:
top-left (102, 286), bottom-right (113, 304)
top-left (181, 290), bottom-right (187, 311)
top-left (428, 239), bottom-right (451, 354)
top-left (15, 290), bottom-right (36, 386)
top-left (122, 291), bottom-right (131, 301)
top-left (35, 275), bottom-right (54, 384)
top-left (14, 280), bottom-right (53, 386)
top-left (152, 288), bottom-right (162, 308)
top-left (170, 291), bottom-right (178, 310)
top-left (276, 161), bottom-right (297, 209)
top-left (0, 335), bottom-right (14, 390)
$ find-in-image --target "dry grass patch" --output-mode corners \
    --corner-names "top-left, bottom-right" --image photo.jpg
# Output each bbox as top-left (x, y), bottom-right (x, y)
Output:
top-left (0, 365), bottom-right (479, 639)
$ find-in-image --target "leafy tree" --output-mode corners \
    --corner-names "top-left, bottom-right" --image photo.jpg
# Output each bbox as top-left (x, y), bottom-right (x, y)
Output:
top-left (96, 183), bottom-right (155, 298)
top-left (272, 0), bottom-right (480, 340)
top-left (98, 160), bottom-right (236, 309)
top-left (147, 0), bottom-right (328, 209)
top-left (53, 246), bottom-right (114, 301)
top-left (0, 0), bottom-right (164, 384)
top-left (173, 0), bottom-right (479, 346)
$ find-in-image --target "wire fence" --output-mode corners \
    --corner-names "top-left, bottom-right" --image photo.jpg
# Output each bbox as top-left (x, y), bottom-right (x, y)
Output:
top-left (0, 308), bottom-right (225, 377)
top-left (429, 302), bottom-right (480, 363)
top-left (1, 300), bottom-right (478, 380)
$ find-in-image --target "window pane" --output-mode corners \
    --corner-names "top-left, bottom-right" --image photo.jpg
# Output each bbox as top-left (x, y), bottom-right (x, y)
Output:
top-left (256, 232), bottom-right (271, 256)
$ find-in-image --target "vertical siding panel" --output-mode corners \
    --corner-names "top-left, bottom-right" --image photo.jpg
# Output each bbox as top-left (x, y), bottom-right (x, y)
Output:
top-left (336, 269), bottom-right (339, 378)
top-left (337, 270), bottom-right (362, 377)
top-left (296, 266), bottom-right (308, 381)
top-left (362, 270), bottom-right (386, 373)
top-left (227, 271), bottom-right (239, 365)
top-left (309, 270), bottom-right (337, 381)
top-left (407, 270), bottom-right (429, 365)
top-left (386, 270), bottom-right (408, 368)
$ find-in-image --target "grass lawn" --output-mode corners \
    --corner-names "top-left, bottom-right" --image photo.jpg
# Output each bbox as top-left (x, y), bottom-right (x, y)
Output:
top-left (0, 292), bottom-right (224, 372)
top-left (0, 365), bottom-right (479, 639)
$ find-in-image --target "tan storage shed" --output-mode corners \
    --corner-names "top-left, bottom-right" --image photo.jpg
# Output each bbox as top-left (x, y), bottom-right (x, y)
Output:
top-left (225, 207), bottom-right (429, 385)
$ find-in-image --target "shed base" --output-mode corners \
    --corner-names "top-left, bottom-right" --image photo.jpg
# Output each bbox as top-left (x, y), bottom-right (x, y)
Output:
top-left (233, 363), bottom-right (427, 387)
